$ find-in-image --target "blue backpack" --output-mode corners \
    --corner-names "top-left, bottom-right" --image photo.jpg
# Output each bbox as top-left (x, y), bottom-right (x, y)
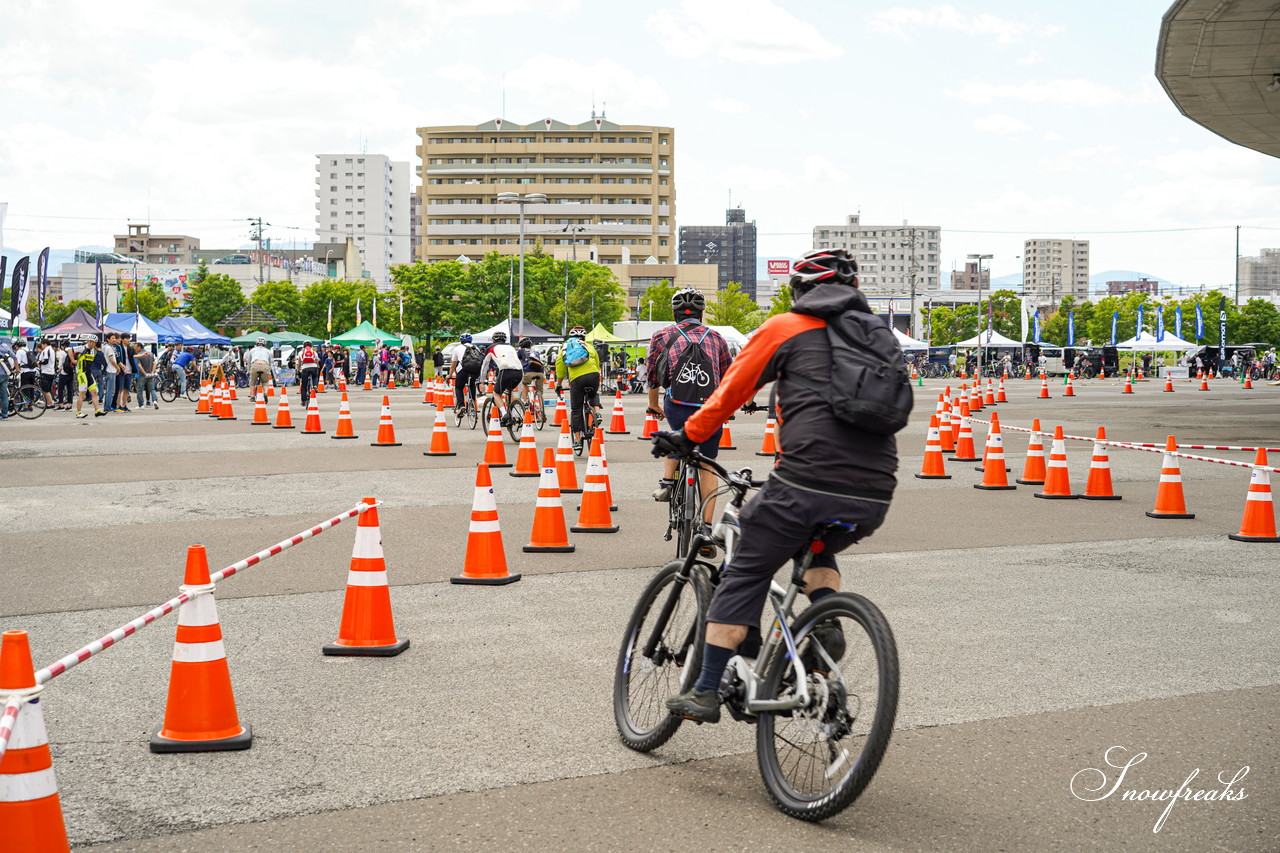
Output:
top-left (564, 338), bottom-right (590, 367)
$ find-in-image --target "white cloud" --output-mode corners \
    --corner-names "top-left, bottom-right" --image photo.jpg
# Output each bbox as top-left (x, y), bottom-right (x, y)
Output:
top-left (709, 98), bottom-right (750, 113)
top-left (869, 5), bottom-right (1031, 43)
top-left (1017, 50), bottom-right (1044, 65)
top-left (436, 64), bottom-right (488, 87)
top-left (1044, 131), bottom-right (1064, 141)
top-left (717, 154), bottom-right (849, 194)
top-left (946, 78), bottom-right (1127, 107)
top-left (802, 155), bottom-right (849, 183)
top-left (1037, 145), bottom-right (1121, 172)
top-left (504, 55), bottom-right (669, 113)
top-left (351, 0), bottom-right (580, 62)
top-left (647, 0), bottom-right (841, 64)
top-left (974, 114), bottom-right (1030, 135)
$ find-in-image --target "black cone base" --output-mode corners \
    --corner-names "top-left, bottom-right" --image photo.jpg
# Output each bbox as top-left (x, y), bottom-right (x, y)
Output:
top-left (1081, 494), bottom-right (1123, 501)
top-left (523, 544), bottom-right (576, 553)
top-left (451, 573), bottom-right (522, 585)
top-left (322, 638), bottom-right (410, 657)
top-left (1228, 532), bottom-right (1280, 542)
top-left (1146, 510), bottom-right (1194, 519)
top-left (571, 525), bottom-right (619, 533)
top-left (914, 474), bottom-right (951, 480)
top-left (151, 724), bottom-right (252, 754)
top-left (1034, 492), bottom-right (1080, 499)
top-left (974, 484), bottom-right (1016, 490)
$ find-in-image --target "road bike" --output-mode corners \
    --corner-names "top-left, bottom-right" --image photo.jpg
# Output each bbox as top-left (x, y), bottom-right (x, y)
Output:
top-left (5, 380), bottom-right (47, 420)
top-left (157, 369), bottom-right (199, 403)
top-left (481, 391), bottom-right (524, 442)
top-left (454, 379), bottom-right (480, 430)
top-left (613, 452), bottom-right (899, 822)
top-left (523, 382), bottom-right (548, 431)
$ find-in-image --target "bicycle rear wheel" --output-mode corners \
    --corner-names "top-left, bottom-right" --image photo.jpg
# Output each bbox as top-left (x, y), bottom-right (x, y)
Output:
top-left (614, 561), bottom-right (710, 752)
top-left (756, 593), bottom-right (898, 821)
top-left (532, 396), bottom-right (547, 430)
top-left (159, 383), bottom-right (177, 403)
top-left (16, 388), bottom-right (47, 419)
top-left (505, 399), bottom-right (525, 442)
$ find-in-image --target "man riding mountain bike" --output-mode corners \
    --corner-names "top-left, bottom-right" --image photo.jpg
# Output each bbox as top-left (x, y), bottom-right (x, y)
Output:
top-left (479, 331), bottom-right (524, 426)
top-left (652, 248), bottom-right (901, 723)
top-left (554, 326), bottom-right (603, 453)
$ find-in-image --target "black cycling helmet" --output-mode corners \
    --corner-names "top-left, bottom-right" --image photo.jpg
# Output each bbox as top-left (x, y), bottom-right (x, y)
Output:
top-left (518, 337), bottom-right (532, 348)
top-left (790, 248), bottom-right (858, 298)
top-left (671, 287), bottom-right (705, 319)
top-left (492, 331), bottom-right (507, 344)
top-left (568, 326), bottom-right (586, 338)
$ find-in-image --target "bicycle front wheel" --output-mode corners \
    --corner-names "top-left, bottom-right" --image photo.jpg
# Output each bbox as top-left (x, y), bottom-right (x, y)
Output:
top-left (614, 561), bottom-right (711, 752)
top-left (184, 381), bottom-right (199, 402)
top-left (159, 383), bottom-right (177, 403)
top-left (16, 389), bottom-right (47, 420)
top-left (756, 593), bottom-right (899, 822)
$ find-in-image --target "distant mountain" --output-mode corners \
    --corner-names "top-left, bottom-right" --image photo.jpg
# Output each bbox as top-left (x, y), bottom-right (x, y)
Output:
top-left (1088, 270), bottom-right (1176, 291)
top-left (991, 272), bottom-right (1022, 288)
top-left (1, 245), bottom-right (111, 272)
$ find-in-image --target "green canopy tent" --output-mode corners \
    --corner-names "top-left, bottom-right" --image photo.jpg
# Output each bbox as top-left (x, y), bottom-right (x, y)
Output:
top-left (330, 321), bottom-right (402, 347)
top-left (230, 329), bottom-right (266, 345)
top-left (585, 323), bottom-right (622, 343)
top-left (268, 330), bottom-right (323, 345)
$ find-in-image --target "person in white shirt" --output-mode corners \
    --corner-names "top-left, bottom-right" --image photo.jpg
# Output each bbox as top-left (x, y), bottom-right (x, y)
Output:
top-left (478, 331), bottom-right (524, 426)
top-left (35, 340), bottom-right (58, 408)
top-left (246, 338), bottom-right (274, 396)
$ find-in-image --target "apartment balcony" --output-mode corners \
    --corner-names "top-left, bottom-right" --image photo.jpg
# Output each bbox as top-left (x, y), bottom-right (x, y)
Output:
top-left (426, 203), bottom-right (655, 216)
top-left (427, 162), bottom-right (652, 176)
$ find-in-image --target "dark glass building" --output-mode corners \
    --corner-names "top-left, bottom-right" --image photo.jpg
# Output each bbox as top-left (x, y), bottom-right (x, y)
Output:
top-left (678, 207), bottom-right (757, 300)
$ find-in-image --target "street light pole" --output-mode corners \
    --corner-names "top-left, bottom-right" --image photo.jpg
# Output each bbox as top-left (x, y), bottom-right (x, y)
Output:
top-left (968, 253), bottom-right (993, 377)
top-left (497, 192), bottom-right (547, 337)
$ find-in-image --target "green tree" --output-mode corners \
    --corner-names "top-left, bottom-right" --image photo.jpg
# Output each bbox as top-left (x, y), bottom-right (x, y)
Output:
top-left (189, 272), bottom-right (246, 330)
top-left (981, 289), bottom-right (1023, 341)
top-left (119, 279), bottom-right (173, 321)
top-left (249, 280), bottom-right (302, 329)
top-left (563, 262), bottom-right (625, 331)
top-left (706, 281), bottom-right (764, 331)
top-left (1235, 298), bottom-right (1280, 347)
top-left (637, 280), bottom-right (676, 323)
top-left (42, 299), bottom-right (98, 326)
top-left (767, 284), bottom-right (792, 317)
top-left (392, 260), bottom-right (466, 339)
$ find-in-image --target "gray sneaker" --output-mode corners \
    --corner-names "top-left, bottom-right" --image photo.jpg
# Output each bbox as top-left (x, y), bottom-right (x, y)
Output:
top-left (665, 687), bottom-right (721, 723)
top-left (802, 621), bottom-right (846, 673)
top-left (652, 479), bottom-right (674, 502)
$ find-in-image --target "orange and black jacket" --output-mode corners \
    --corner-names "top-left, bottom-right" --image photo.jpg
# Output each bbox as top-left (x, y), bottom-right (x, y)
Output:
top-left (684, 286), bottom-right (898, 502)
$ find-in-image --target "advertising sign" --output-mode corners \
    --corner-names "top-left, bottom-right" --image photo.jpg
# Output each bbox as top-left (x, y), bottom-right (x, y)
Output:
top-left (766, 259), bottom-right (791, 277)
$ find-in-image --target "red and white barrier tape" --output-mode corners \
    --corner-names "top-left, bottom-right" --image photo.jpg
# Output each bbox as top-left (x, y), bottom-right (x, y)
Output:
top-left (0, 694), bottom-right (21, 761)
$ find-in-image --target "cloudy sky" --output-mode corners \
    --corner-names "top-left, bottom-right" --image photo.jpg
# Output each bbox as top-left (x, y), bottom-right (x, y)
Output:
top-left (3, 0), bottom-right (1279, 289)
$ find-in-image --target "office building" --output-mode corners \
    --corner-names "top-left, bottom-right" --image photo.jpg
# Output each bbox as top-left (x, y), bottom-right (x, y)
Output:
top-left (1238, 248), bottom-right (1280, 300)
top-left (415, 116), bottom-right (675, 267)
top-left (1106, 278), bottom-right (1160, 296)
top-left (113, 224), bottom-right (200, 265)
top-left (315, 153), bottom-right (412, 291)
top-left (678, 207), bottom-right (758, 299)
top-left (950, 261), bottom-right (990, 291)
top-left (811, 214), bottom-right (940, 293)
top-left (1022, 238), bottom-right (1089, 306)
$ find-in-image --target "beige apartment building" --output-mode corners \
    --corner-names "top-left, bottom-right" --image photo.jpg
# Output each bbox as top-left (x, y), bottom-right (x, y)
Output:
top-left (415, 117), bottom-right (675, 267)
top-left (113, 224), bottom-right (200, 265)
top-left (1023, 238), bottom-right (1090, 306)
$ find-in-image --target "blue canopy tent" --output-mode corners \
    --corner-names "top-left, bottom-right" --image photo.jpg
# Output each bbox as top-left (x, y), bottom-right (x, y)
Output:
top-left (156, 316), bottom-right (230, 345)
top-left (102, 313), bottom-right (183, 344)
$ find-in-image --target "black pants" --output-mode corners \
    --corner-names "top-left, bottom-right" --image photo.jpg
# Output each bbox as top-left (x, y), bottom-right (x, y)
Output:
top-left (454, 367), bottom-right (479, 409)
top-left (568, 372), bottom-right (600, 435)
top-left (300, 366), bottom-right (319, 405)
top-left (706, 477), bottom-right (890, 628)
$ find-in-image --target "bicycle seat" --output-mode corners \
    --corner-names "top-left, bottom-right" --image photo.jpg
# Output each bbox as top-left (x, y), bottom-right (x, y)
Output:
top-left (810, 520), bottom-right (857, 548)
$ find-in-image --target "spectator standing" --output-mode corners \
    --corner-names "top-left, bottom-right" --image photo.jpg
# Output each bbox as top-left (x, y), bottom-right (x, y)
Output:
top-left (134, 343), bottom-right (158, 408)
top-left (353, 346), bottom-right (368, 386)
top-left (432, 347), bottom-right (443, 376)
top-left (116, 333), bottom-right (134, 411)
top-left (36, 340), bottom-right (58, 409)
top-left (0, 341), bottom-right (14, 420)
top-left (57, 342), bottom-right (76, 409)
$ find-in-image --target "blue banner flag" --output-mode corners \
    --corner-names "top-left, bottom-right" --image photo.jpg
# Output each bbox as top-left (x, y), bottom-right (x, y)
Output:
top-left (1175, 306), bottom-right (1183, 339)
top-left (1110, 312), bottom-right (1118, 346)
top-left (1033, 310), bottom-right (1041, 343)
top-left (1195, 303), bottom-right (1204, 338)
top-left (1219, 297), bottom-right (1228, 364)
top-left (0, 257), bottom-right (7, 330)
top-left (1135, 305), bottom-right (1144, 340)
top-left (1156, 305), bottom-right (1165, 342)
top-left (1067, 311), bottom-right (1075, 346)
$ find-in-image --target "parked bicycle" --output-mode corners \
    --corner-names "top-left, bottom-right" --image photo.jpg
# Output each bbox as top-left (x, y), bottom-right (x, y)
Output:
top-left (6, 380), bottom-right (47, 419)
top-left (613, 452), bottom-right (899, 821)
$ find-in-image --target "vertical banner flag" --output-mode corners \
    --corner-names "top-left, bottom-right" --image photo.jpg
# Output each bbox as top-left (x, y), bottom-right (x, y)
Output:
top-left (1195, 303), bottom-right (1204, 339)
top-left (1110, 312), bottom-right (1118, 346)
top-left (94, 262), bottom-right (104, 323)
top-left (355, 298), bottom-right (362, 326)
top-left (1175, 305), bottom-right (1183, 339)
top-left (1033, 309), bottom-right (1041, 344)
top-left (1156, 305), bottom-right (1165, 342)
top-left (1068, 311), bottom-right (1075, 347)
top-left (10, 256), bottom-right (30, 328)
top-left (1218, 294), bottom-right (1228, 363)
top-left (36, 247), bottom-right (50, 324)
top-left (1135, 305), bottom-right (1144, 340)
top-left (987, 298), bottom-right (994, 334)
top-left (372, 295), bottom-right (377, 329)
top-left (887, 298), bottom-right (896, 329)
top-left (1020, 296), bottom-right (1029, 344)
top-left (0, 256), bottom-right (7, 330)
top-left (398, 294), bottom-right (404, 333)
top-left (327, 298), bottom-right (333, 336)
top-left (925, 297), bottom-right (933, 342)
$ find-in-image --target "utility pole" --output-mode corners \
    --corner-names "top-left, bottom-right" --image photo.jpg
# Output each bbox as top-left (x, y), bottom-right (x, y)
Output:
top-left (1234, 224), bottom-right (1240, 304)
top-left (908, 226), bottom-right (919, 338)
top-left (248, 217), bottom-right (264, 286)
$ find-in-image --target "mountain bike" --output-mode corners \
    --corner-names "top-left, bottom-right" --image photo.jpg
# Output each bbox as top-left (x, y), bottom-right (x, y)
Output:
top-left (6, 380), bottom-right (47, 419)
top-left (454, 380), bottom-right (480, 430)
top-left (614, 452), bottom-right (899, 822)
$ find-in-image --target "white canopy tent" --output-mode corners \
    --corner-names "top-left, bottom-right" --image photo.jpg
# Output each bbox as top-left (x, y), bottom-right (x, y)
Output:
top-left (1114, 330), bottom-right (1197, 351)
top-left (954, 329), bottom-right (1024, 347)
top-left (893, 328), bottom-right (929, 350)
top-left (707, 324), bottom-right (749, 348)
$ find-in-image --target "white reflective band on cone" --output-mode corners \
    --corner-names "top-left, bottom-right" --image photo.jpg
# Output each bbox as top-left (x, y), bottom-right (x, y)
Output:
top-left (177, 594), bottom-right (219, 627)
top-left (353, 526), bottom-right (384, 558)
top-left (469, 519), bottom-right (501, 533)
top-left (1246, 491), bottom-right (1270, 502)
top-left (1159, 474), bottom-right (1181, 483)
top-left (346, 569), bottom-right (389, 587)
top-left (535, 497), bottom-right (562, 508)
top-left (0, 767), bottom-right (58, 802)
top-left (473, 487), bottom-right (497, 510)
top-left (172, 639), bottom-right (227, 663)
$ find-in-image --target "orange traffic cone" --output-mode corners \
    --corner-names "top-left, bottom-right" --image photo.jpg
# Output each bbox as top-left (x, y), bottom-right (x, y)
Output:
top-left (948, 413), bottom-right (980, 462)
top-left (1146, 436), bottom-right (1195, 519)
top-left (969, 382), bottom-right (983, 411)
top-left (370, 396), bottom-right (402, 447)
top-left (555, 420), bottom-right (581, 494)
top-left (1122, 372), bottom-right (1135, 394)
top-left (1228, 449), bottom-right (1280, 541)
top-left (387, 373), bottom-right (396, 390)
top-left (597, 431), bottom-right (618, 513)
top-left (606, 388), bottom-right (630, 434)
top-left (1082, 426), bottom-right (1121, 500)
top-left (323, 498), bottom-right (410, 654)
top-left (984, 379), bottom-right (996, 407)
top-left (482, 409), bottom-right (511, 468)
top-left (412, 371), bottom-right (421, 389)
top-left (938, 397), bottom-right (955, 453)
top-left (363, 374), bottom-right (373, 391)
top-left (914, 415), bottom-right (950, 480)
top-left (637, 409), bottom-right (660, 440)
top-left (316, 376), bottom-right (326, 395)
top-left (0, 630), bottom-right (71, 852)
top-left (216, 382), bottom-right (237, 420)
top-left (208, 381), bottom-right (223, 418)
top-left (1038, 373), bottom-right (1050, 399)
top-left (272, 386), bottom-right (295, 429)
top-left (266, 382), bottom-right (275, 399)
top-left (339, 375), bottom-right (347, 393)
top-left (572, 433), bottom-right (618, 533)
top-left (996, 376), bottom-right (1008, 403)
top-left (250, 389), bottom-right (270, 425)
top-left (510, 408), bottom-right (540, 477)
top-left (974, 412), bottom-right (1015, 490)
top-left (756, 416), bottom-right (779, 457)
top-left (1199, 372), bottom-right (1210, 391)
top-left (1034, 426), bottom-right (1079, 499)
top-left (195, 379), bottom-right (210, 414)
top-left (1016, 418), bottom-right (1048, 485)
top-left (1063, 373), bottom-right (1076, 397)
top-left (423, 402), bottom-right (455, 456)
top-left (453, 464), bottom-right (521, 584)
top-left (552, 395), bottom-right (567, 427)
top-left (525, 448), bottom-right (575, 553)
top-left (1243, 374), bottom-right (1254, 390)
top-left (332, 392), bottom-right (358, 439)
top-left (301, 397), bottom-right (325, 434)
top-left (226, 381), bottom-right (238, 401)
top-left (718, 420), bottom-right (736, 451)
top-left (150, 545), bottom-right (252, 752)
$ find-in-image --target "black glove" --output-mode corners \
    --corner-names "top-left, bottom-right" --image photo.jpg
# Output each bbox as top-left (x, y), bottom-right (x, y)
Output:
top-left (651, 429), bottom-right (696, 459)
top-left (741, 401), bottom-right (763, 414)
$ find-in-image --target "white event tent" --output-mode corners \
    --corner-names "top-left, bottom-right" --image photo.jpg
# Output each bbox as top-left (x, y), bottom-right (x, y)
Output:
top-left (893, 328), bottom-right (929, 350)
top-left (1114, 330), bottom-right (1197, 351)
top-left (954, 329), bottom-right (1024, 347)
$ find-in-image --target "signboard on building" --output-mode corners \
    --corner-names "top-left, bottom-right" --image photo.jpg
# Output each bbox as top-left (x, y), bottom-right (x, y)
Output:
top-left (116, 269), bottom-right (192, 296)
top-left (767, 259), bottom-right (791, 277)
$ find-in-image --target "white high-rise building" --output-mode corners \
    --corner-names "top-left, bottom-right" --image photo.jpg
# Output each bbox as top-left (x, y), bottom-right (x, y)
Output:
top-left (315, 154), bottom-right (411, 291)
top-left (1022, 238), bottom-right (1090, 307)
top-left (811, 214), bottom-right (940, 293)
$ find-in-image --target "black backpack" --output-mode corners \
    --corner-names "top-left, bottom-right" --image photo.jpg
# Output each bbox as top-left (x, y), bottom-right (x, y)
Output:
top-left (785, 310), bottom-right (913, 434)
top-left (666, 326), bottom-right (716, 407)
top-left (460, 344), bottom-right (484, 371)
